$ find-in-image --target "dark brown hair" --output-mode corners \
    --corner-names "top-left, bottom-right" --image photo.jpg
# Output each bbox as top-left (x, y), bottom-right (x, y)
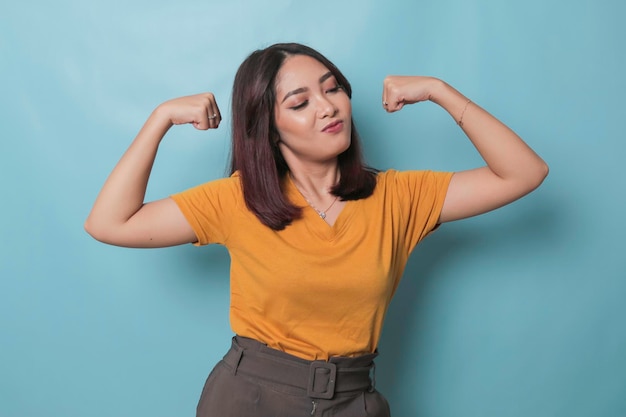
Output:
top-left (229, 42), bottom-right (376, 230)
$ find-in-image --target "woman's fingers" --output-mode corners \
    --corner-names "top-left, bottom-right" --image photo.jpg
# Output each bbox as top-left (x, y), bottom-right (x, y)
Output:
top-left (165, 92), bottom-right (220, 130)
top-left (382, 75), bottom-right (437, 113)
top-left (206, 97), bottom-right (221, 130)
top-left (382, 77), bottom-right (406, 113)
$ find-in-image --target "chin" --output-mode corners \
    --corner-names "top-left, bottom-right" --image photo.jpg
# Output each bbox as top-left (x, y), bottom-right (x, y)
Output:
top-left (334, 137), bottom-right (352, 157)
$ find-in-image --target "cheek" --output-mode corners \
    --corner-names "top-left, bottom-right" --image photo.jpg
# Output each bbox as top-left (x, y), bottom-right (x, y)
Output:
top-left (342, 97), bottom-right (352, 114)
top-left (335, 95), bottom-right (352, 118)
top-left (275, 113), bottom-right (310, 137)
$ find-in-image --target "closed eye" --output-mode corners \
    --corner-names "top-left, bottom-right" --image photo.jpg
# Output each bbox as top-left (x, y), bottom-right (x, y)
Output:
top-left (326, 85), bottom-right (343, 94)
top-left (289, 84), bottom-right (343, 110)
top-left (290, 100), bottom-right (309, 110)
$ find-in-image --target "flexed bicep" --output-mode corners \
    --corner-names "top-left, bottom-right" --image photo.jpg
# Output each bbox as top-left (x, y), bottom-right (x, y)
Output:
top-left (87, 197), bottom-right (197, 248)
top-left (85, 92), bottom-right (222, 247)
top-left (439, 168), bottom-right (529, 223)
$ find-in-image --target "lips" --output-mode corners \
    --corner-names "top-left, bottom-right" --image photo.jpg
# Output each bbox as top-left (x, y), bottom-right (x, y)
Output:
top-left (322, 120), bottom-right (343, 133)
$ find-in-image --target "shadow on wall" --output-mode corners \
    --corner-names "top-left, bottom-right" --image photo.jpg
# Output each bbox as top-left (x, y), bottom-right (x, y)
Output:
top-left (376, 195), bottom-right (562, 405)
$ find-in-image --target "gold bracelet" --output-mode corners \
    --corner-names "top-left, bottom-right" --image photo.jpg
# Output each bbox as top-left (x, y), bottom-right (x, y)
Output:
top-left (457, 99), bottom-right (472, 127)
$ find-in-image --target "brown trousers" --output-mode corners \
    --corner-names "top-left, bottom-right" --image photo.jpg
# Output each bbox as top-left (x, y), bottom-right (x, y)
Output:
top-left (196, 336), bottom-right (391, 417)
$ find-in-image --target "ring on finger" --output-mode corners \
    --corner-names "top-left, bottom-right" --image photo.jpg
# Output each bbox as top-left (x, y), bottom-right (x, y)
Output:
top-left (208, 113), bottom-right (217, 119)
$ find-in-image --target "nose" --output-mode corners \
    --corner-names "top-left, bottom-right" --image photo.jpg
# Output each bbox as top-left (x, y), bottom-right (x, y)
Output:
top-left (318, 95), bottom-right (338, 118)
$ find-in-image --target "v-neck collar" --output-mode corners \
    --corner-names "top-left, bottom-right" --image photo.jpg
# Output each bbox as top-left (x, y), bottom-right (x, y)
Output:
top-left (284, 175), bottom-right (355, 240)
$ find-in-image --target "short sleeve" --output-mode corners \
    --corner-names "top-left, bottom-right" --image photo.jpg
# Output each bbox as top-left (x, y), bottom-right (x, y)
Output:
top-left (390, 170), bottom-right (453, 253)
top-left (170, 174), bottom-right (242, 246)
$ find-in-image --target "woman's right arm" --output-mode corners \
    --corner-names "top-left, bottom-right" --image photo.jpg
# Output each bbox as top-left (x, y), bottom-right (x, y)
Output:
top-left (84, 93), bottom-right (222, 248)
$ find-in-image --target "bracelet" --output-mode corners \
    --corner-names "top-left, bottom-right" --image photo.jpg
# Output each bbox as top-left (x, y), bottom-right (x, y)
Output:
top-left (457, 99), bottom-right (472, 127)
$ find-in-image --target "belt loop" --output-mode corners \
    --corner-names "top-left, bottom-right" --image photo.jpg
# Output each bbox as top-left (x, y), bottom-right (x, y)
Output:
top-left (231, 349), bottom-right (243, 375)
top-left (229, 339), bottom-right (244, 376)
top-left (368, 362), bottom-right (376, 392)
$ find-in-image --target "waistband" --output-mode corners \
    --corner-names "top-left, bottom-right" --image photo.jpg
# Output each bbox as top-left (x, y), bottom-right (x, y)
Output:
top-left (222, 336), bottom-right (377, 400)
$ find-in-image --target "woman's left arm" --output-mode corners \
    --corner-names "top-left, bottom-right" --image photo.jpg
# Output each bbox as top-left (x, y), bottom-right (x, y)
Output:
top-left (383, 76), bottom-right (549, 223)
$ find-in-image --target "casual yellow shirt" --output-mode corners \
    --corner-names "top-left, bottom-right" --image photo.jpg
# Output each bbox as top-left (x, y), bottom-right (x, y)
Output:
top-left (171, 169), bottom-right (452, 360)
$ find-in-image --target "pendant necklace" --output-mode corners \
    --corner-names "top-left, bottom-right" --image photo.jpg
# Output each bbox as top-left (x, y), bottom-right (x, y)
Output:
top-left (290, 175), bottom-right (339, 219)
top-left (303, 194), bottom-right (338, 220)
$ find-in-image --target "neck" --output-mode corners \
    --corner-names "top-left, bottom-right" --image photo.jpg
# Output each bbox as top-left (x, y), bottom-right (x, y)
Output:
top-left (288, 164), bottom-right (340, 200)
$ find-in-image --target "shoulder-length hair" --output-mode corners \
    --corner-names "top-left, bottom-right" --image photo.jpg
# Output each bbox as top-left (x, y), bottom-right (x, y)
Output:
top-left (229, 42), bottom-right (376, 230)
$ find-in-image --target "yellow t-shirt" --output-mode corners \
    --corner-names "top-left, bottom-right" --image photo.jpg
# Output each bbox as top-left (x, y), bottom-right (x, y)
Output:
top-left (171, 169), bottom-right (453, 360)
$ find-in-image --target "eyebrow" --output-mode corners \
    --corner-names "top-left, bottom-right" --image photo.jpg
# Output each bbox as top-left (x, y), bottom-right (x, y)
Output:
top-left (281, 71), bottom-right (334, 103)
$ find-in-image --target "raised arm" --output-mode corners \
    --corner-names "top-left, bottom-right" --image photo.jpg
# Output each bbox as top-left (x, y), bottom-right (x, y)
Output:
top-left (382, 76), bottom-right (548, 223)
top-left (84, 93), bottom-right (222, 247)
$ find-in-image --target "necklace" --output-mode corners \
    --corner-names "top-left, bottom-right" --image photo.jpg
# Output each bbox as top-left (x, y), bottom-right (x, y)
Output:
top-left (290, 175), bottom-right (339, 219)
top-left (302, 194), bottom-right (338, 219)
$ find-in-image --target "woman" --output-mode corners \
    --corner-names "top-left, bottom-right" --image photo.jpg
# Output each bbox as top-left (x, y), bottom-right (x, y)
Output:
top-left (85, 43), bottom-right (548, 416)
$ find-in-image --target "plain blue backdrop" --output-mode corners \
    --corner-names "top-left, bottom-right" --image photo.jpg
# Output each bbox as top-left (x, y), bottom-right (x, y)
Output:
top-left (1, 0), bottom-right (624, 416)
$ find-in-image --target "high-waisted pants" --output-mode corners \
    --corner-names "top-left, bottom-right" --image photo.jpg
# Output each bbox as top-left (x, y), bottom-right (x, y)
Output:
top-left (196, 336), bottom-right (391, 417)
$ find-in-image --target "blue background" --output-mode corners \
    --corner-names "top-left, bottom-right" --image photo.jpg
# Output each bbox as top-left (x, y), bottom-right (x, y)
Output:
top-left (1, 0), bottom-right (624, 416)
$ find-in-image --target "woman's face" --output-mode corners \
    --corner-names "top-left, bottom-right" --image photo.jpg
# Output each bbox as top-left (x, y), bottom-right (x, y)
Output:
top-left (273, 54), bottom-right (352, 166)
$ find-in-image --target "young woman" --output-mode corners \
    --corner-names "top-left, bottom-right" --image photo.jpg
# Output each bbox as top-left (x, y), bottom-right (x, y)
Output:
top-left (85, 43), bottom-right (548, 416)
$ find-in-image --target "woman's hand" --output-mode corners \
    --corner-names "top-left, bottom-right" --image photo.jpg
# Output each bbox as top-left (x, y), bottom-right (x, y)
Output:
top-left (381, 76), bottom-right (441, 112)
top-left (156, 92), bottom-right (222, 130)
